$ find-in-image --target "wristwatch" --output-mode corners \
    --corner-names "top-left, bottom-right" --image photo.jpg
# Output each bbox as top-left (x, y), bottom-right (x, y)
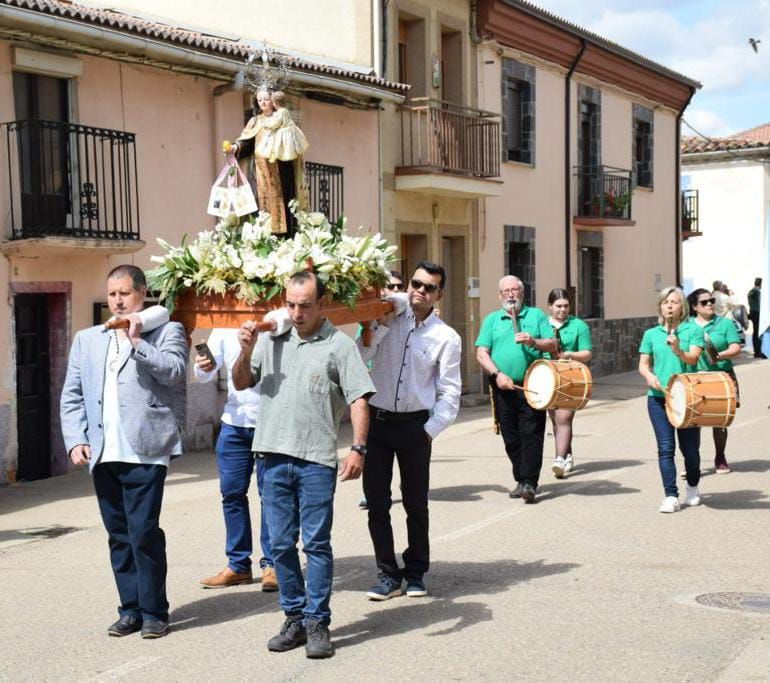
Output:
top-left (350, 444), bottom-right (367, 457)
top-left (489, 371), bottom-right (499, 386)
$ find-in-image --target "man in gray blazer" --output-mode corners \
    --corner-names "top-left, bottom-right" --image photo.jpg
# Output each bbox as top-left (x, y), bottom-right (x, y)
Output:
top-left (60, 264), bottom-right (187, 639)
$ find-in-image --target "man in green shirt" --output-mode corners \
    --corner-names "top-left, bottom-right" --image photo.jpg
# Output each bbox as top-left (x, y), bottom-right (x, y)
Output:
top-left (233, 271), bottom-right (375, 659)
top-left (475, 275), bottom-right (557, 503)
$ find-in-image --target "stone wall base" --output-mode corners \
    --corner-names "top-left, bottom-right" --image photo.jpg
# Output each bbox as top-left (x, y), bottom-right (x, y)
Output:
top-left (586, 316), bottom-right (658, 377)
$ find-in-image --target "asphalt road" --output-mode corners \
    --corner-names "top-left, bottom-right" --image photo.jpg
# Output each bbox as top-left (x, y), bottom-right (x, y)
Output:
top-left (1, 361), bottom-right (769, 681)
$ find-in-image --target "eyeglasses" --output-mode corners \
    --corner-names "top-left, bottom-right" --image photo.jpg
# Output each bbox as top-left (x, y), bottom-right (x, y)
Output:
top-left (500, 288), bottom-right (522, 295)
top-left (410, 278), bottom-right (440, 294)
top-left (697, 298), bottom-right (716, 306)
top-left (385, 282), bottom-right (404, 291)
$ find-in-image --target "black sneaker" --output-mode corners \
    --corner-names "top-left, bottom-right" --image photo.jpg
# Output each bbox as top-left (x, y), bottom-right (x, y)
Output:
top-left (305, 619), bottom-right (334, 659)
top-left (509, 483), bottom-right (524, 499)
top-left (366, 574), bottom-right (403, 601)
top-left (267, 616), bottom-right (307, 652)
top-left (521, 483), bottom-right (536, 504)
top-left (107, 615), bottom-right (142, 637)
top-left (140, 620), bottom-right (169, 639)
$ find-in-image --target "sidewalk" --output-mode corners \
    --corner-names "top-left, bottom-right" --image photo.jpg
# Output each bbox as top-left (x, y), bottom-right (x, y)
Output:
top-left (2, 360), bottom-right (770, 680)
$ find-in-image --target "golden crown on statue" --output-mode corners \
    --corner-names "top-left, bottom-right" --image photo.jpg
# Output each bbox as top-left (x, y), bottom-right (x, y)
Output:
top-left (241, 43), bottom-right (292, 92)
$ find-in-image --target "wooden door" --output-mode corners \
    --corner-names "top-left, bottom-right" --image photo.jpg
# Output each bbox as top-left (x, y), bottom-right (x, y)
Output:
top-left (15, 294), bottom-right (51, 481)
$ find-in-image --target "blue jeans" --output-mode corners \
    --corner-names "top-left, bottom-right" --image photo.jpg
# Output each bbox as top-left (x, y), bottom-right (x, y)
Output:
top-left (216, 423), bottom-right (272, 573)
top-left (647, 396), bottom-right (701, 497)
top-left (92, 462), bottom-right (168, 622)
top-left (263, 453), bottom-right (336, 625)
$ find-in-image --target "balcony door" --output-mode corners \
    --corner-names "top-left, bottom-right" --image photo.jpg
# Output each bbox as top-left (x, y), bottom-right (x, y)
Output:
top-left (12, 72), bottom-right (70, 235)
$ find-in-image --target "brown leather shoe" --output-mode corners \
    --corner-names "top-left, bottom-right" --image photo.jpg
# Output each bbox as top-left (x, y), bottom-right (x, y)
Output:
top-left (261, 566), bottom-right (279, 592)
top-left (199, 567), bottom-right (253, 589)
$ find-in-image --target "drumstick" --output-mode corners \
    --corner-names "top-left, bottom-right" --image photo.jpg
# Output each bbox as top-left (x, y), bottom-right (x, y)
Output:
top-left (513, 384), bottom-right (538, 394)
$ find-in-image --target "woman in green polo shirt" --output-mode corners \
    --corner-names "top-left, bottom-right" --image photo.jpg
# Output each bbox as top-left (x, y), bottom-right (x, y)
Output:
top-left (638, 286), bottom-right (704, 514)
top-left (546, 288), bottom-right (593, 479)
top-left (687, 287), bottom-right (742, 474)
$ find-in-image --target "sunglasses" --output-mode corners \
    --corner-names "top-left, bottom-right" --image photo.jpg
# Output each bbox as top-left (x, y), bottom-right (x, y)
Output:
top-left (697, 298), bottom-right (716, 306)
top-left (385, 282), bottom-right (404, 291)
top-left (410, 278), bottom-right (440, 294)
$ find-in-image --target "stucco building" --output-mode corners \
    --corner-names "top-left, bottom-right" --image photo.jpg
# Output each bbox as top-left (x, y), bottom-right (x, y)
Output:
top-left (1, 0), bottom-right (701, 483)
top-left (681, 125), bottom-right (770, 320)
top-left (0, 0), bottom-right (405, 482)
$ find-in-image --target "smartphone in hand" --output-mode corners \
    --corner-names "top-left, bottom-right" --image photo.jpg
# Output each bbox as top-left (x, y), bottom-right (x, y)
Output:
top-left (195, 342), bottom-right (216, 366)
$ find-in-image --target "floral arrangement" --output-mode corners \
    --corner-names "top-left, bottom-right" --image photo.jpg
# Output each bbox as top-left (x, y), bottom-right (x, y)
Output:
top-left (147, 201), bottom-right (398, 310)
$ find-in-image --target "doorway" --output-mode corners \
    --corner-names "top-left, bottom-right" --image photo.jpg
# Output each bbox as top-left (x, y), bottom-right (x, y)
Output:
top-left (14, 294), bottom-right (52, 481)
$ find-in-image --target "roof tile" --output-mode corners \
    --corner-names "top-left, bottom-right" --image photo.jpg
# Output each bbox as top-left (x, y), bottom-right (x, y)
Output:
top-left (1, 0), bottom-right (409, 92)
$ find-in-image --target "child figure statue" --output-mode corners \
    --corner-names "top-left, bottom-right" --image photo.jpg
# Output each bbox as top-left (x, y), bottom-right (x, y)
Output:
top-left (223, 89), bottom-right (309, 236)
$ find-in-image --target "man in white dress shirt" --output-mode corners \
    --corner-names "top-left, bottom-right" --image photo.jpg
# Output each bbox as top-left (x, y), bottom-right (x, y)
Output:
top-left (195, 326), bottom-right (282, 591)
top-left (357, 261), bottom-right (462, 600)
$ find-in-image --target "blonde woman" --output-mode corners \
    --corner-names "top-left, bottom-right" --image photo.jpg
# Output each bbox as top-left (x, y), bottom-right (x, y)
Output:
top-left (638, 287), bottom-right (704, 513)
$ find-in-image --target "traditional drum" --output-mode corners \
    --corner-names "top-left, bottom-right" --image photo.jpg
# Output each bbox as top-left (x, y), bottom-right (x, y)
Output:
top-left (523, 359), bottom-right (593, 411)
top-left (665, 371), bottom-right (737, 429)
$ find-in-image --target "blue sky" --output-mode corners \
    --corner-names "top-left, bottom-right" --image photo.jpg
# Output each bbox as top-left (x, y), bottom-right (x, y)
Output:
top-left (536, 0), bottom-right (770, 137)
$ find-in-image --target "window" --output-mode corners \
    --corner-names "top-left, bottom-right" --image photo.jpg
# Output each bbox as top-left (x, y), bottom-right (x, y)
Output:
top-left (504, 225), bottom-right (536, 305)
top-left (501, 59), bottom-right (535, 164)
top-left (633, 104), bottom-right (654, 188)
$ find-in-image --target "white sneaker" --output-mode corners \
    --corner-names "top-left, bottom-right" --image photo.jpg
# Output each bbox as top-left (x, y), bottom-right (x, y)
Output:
top-left (685, 485), bottom-right (701, 507)
top-left (564, 454), bottom-right (574, 474)
top-left (552, 457), bottom-right (566, 479)
top-left (659, 496), bottom-right (681, 513)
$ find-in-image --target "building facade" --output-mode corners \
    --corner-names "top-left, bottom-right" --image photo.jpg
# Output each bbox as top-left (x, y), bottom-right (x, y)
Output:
top-left (0, 0), bottom-right (405, 482)
top-left (474, 0), bottom-right (700, 380)
top-left (681, 127), bottom-right (770, 316)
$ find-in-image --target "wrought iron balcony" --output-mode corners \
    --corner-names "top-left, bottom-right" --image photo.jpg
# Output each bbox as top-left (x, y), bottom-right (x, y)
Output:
top-left (306, 161), bottom-right (343, 222)
top-left (2, 119), bottom-right (140, 241)
top-left (681, 189), bottom-right (700, 238)
top-left (574, 165), bottom-right (633, 221)
top-left (398, 98), bottom-right (501, 178)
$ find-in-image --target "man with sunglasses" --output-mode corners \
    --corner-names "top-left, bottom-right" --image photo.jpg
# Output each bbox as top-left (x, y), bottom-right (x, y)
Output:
top-left (475, 275), bottom-right (557, 503)
top-left (358, 261), bottom-right (462, 600)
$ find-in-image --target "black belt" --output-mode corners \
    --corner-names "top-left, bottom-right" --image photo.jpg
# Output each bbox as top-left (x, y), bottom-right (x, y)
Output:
top-left (370, 407), bottom-right (429, 422)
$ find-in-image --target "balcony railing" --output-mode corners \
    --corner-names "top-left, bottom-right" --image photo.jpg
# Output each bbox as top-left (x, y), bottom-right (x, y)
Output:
top-left (306, 161), bottom-right (343, 222)
top-left (2, 119), bottom-right (140, 241)
top-left (398, 98), bottom-right (501, 178)
top-left (574, 165), bottom-right (632, 220)
top-left (681, 189), bottom-right (700, 237)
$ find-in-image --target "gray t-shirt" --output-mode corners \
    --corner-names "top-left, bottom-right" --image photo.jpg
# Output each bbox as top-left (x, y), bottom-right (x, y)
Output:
top-left (250, 319), bottom-right (376, 468)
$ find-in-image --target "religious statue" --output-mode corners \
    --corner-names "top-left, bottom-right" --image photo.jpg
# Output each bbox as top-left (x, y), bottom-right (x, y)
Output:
top-left (222, 48), bottom-right (309, 236)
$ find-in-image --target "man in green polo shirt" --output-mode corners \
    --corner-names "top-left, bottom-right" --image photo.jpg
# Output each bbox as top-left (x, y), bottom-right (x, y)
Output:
top-left (232, 271), bottom-right (375, 659)
top-left (475, 275), bottom-right (557, 503)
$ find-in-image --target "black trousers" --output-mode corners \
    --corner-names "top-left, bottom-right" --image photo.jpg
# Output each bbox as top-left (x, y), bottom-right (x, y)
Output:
top-left (494, 386), bottom-right (546, 488)
top-left (364, 416), bottom-right (432, 581)
top-left (750, 310), bottom-right (763, 357)
top-left (92, 462), bottom-right (168, 622)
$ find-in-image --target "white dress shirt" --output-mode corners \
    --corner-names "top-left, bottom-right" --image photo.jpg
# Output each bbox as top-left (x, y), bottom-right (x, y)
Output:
top-left (358, 306), bottom-right (462, 439)
top-left (100, 329), bottom-right (171, 467)
top-left (193, 329), bottom-right (261, 428)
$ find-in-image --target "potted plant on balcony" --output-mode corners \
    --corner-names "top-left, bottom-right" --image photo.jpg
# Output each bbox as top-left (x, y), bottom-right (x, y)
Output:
top-left (603, 189), bottom-right (631, 218)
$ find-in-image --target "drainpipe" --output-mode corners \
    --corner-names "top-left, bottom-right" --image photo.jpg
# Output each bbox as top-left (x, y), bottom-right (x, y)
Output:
top-left (675, 86), bottom-right (696, 286)
top-left (565, 38), bottom-right (587, 295)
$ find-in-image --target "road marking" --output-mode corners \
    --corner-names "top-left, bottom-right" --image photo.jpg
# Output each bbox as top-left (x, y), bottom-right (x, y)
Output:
top-left (88, 656), bottom-right (161, 681)
top-left (432, 479), bottom-right (598, 544)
